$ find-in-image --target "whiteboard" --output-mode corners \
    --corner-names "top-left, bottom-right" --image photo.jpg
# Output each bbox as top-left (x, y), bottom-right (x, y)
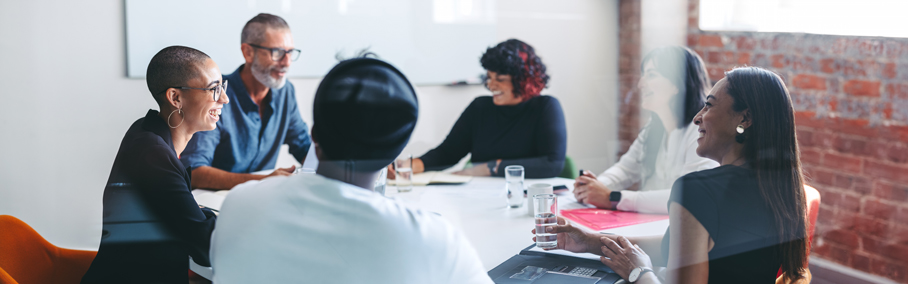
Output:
top-left (125, 0), bottom-right (496, 85)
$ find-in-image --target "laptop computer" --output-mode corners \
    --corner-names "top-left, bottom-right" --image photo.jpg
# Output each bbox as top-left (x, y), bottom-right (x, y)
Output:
top-left (488, 244), bottom-right (626, 284)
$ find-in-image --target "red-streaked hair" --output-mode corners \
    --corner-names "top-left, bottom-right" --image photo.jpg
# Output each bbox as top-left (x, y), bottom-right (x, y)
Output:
top-left (481, 39), bottom-right (549, 100)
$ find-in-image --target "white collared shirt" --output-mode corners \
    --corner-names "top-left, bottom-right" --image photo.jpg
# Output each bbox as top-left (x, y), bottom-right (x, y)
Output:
top-left (210, 174), bottom-right (493, 284)
top-left (597, 121), bottom-right (719, 214)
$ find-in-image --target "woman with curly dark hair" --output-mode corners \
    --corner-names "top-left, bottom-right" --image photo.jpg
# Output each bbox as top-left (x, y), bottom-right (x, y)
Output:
top-left (406, 39), bottom-right (566, 178)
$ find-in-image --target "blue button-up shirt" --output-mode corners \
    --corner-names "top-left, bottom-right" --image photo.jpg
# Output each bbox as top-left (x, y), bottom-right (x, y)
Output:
top-left (181, 65), bottom-right (311, 173)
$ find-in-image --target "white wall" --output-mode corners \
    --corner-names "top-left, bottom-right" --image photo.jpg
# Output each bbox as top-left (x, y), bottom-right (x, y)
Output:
top-left (641, 0), bottom-right (688, 54)
top-left (0, 0), bottom-right (617, 250)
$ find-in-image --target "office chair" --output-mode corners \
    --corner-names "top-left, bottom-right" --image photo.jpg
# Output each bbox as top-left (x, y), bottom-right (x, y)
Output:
top-left (0, 215), bottom-right (97, 284)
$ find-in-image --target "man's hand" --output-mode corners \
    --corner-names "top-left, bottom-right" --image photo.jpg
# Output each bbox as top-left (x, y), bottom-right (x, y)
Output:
top-left (267, 165), bottom-right (296, 177)
top-left (387, 158), bottom-right (425, 180)
top-left (573, 171), bottom-right (614, 209)
top-left (452, 165), bottom-right (491, 176)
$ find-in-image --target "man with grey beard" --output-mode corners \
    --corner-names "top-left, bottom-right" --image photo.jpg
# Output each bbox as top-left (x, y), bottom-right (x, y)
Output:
top-left (181, 13), bottom-right (312, 190)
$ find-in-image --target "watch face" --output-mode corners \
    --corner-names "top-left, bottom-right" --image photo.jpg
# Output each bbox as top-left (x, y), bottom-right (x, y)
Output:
top-left (628, 268), bottom-right (641, 282)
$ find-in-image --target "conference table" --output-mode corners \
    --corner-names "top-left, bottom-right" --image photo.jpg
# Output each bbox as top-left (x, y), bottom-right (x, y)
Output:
top-left (190, 175), bottom-right (670, 279)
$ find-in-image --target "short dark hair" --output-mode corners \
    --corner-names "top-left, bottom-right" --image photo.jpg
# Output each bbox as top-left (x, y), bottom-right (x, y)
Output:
top-left (241, 13), bottom-right (290, 44)
top-left (312, 57), bottom-right (418, 171)
top-left (145, 46), bottom-right (211, 105)
top-left (480, 39), bottom-right (549, 100)
top-left (724, 67), bottom-right (808, 282)
top-left (640, 46), bottom-right (710, 127)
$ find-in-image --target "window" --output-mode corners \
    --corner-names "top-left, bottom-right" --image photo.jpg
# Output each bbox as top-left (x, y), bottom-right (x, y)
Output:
top-left (699, 0), bottom-right (908, 38)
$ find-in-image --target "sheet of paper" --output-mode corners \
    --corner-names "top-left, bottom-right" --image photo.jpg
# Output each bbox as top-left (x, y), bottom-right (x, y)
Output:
top-left (387, 171), bottom-right (472, 186)
top-left (194, 192), bottom-right (225, 211)
top-left (561, 208), bottom-right (669, 231)
top-left (525, 246), bottom-right (603, 261)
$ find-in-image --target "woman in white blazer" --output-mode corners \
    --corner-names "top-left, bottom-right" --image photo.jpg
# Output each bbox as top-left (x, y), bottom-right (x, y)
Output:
top-left (573, 46), bottom-right (718, 214)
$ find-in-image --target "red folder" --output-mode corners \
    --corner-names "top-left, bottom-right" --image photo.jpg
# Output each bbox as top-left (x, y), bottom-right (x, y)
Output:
top-left (561, 208), bottom-right (669, 231)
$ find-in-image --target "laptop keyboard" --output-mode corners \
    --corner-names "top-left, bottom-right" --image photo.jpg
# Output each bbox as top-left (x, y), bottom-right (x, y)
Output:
top-left (568, 267), bottom-right (597, 277)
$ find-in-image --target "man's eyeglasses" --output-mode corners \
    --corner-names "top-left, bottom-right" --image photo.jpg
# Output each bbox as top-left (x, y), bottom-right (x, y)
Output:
top-left (160, 80), bottom-right (228, 102)
top-left (248, 44), bottom-right (301, 62)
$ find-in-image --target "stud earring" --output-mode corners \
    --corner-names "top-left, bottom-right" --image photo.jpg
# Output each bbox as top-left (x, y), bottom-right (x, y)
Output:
top-left (736, 125), bottom-right (745, 134)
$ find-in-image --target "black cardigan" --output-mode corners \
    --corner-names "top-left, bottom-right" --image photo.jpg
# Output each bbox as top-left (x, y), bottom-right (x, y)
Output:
top-left (420, 95), bottom-right (567, 178)
top-left (82, 110), bottom-right (216, 284)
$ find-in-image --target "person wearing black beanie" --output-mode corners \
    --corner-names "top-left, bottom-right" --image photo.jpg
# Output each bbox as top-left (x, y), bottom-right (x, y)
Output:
top-left (209, 57), bottom-right (494, 284)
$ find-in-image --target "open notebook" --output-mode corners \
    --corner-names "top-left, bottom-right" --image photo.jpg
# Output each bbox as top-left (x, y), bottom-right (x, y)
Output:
top-left (386, 171), bottom-right (472, 186)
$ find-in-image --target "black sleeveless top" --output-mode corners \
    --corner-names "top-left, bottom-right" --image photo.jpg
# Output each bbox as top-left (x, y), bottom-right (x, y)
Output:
top-left (660, 165), bottom-right (784, 283)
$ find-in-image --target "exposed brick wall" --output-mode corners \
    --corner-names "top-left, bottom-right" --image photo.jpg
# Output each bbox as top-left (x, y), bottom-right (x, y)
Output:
top-left (617, 0), bottom-right (908, 282)
top-left (617, 0), bottom-right (642, 158)
top-left (685, 0), bottom-right (908, 282)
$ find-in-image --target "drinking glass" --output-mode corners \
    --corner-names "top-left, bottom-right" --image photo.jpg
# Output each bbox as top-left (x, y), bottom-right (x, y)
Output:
top-left (394, 154), bottom-right (413, 192)
top-left (505, 165), bottom-right (525, 208)
top-left (373, 167), bottom-right (388, 195)
top-left (533, 194), bottom-right (558, 249)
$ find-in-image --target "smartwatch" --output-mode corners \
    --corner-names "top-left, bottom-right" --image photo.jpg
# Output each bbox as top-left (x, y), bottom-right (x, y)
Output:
top-left (609, 191), bottom-right (622, 209)
top-left (628, 267), bottom-right (654, 282)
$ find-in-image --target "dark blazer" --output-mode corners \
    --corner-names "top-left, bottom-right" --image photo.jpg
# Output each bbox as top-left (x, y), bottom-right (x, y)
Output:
top-left (82, 110), bottom-right (216, 284)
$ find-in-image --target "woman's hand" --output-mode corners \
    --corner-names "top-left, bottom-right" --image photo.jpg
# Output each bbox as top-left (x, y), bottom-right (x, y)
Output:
top-left (600, 236), bottom-right (654, 281)
top-left (573, 171), bottom-right (613, 209)
top-left (452, 165), bottom-right (491, 176)
top-left (531, 217), bottom-right (601, 254)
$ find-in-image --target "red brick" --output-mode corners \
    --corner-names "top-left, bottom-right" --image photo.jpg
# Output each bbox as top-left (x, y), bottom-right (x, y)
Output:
top-left (800, 148), bottom-right (822, 165)
top-left (771, 54), bottom-right (788, 68)
top-left (843, 80), bottom-right (881, 97)
top-left (865, 160), bottom-right (908, 184)
top-left (871, 258), bottom-right (908, 282)
top-left (881, 243), bottom-right (908, 263)
top-left (795, 111), bottom-right (824, 128)
top-left (811, 168), bottom-right (837, 187)
top-left (853, 177), bottom-right (872, 195)
top-left (872, 181), bottom-right (908, 202)
top-left (863, 198), bottom-right (898, 220)
top-left (868, 141), bottom-right (908, 164)
top-left (884, 62), bottom-right (897, 79)
top-left (843, 60), bottom-right (871, 77)
top-left (817, 206), bottom-right (835, 226)
top-left (886, 83), bottom-right (908, 100)
top-left (879, 125), bottom-right (908, 142)
top-left (706, 51), bottom-right (722, 64)
top-left (828, 244), bottom-right (852, 265)
top-left (706, 67), bottom-right (725, 82)
top-left (832, 136), bottom-right (869, 156)
top-left (687, 34), bottom-right (698, 47)
top-left (833, 175), bottom-right (855, 190)
top-left (736, 52), bottom-right (750, 65)
top-left (854, 216), bottom-right (889, 236)
top-left (792, 74), bottom-right (826, 90)
top-left (735, 36), bottom-right (756, 50)
top-left (852, 253), bottom-right (872, 273)
top-left (824, 229), bottom-right (861, 247)
top-left (698, 34), bottom-right (724, 48)
top-left (820, 58), bottom-right (840, 74)
top-left (823, 152), bottom-right (863, 174)
top-left (825, 118), bottom-right (878, 137)
top-left (813, 242), bottom-right (831, 257)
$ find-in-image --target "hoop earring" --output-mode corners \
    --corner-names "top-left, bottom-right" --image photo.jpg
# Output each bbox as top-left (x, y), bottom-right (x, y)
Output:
top-left (735, 124), bottom-right (745, 143)
top-left (168, 108), bottom-right (184, 128)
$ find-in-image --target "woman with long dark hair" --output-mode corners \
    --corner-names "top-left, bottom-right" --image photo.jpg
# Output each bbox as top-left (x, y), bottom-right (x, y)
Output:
top-left (535, 66), bottom-right (809, 283)
top-left (573, 46), bottom-right (718, 214)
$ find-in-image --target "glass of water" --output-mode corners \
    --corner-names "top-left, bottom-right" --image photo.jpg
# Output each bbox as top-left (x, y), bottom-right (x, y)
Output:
top-left (373, 167), bottom-right (388, 195)
top-left (394, 154), bottom-right (413, 192)
top-left (534, 193), bottom-right (558, 249)
top-left (505, 165), bottom-right (525, 208)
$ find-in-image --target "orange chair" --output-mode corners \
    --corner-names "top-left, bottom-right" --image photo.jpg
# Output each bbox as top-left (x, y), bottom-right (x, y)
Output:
top-left (775, 184), bottom-right (821, 282)
top-left (0, 215), bottom-right (97, 284)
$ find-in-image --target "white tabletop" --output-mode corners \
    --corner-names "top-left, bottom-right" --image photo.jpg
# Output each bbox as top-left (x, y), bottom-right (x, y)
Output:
top-left (191, 175), bottom-right (670, 275)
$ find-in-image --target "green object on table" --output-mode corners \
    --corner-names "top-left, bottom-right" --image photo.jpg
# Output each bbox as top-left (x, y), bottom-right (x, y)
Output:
top-left (558, 156), bottom-right (577, 179)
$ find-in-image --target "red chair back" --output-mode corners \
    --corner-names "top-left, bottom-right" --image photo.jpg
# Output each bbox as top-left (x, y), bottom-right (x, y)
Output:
top-left (0, 215), bottom-right (97, 284)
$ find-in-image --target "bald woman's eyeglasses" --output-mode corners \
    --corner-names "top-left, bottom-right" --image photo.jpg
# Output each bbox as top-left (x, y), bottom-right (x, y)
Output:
top-left (160, 80), bottom-right (228, 102)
